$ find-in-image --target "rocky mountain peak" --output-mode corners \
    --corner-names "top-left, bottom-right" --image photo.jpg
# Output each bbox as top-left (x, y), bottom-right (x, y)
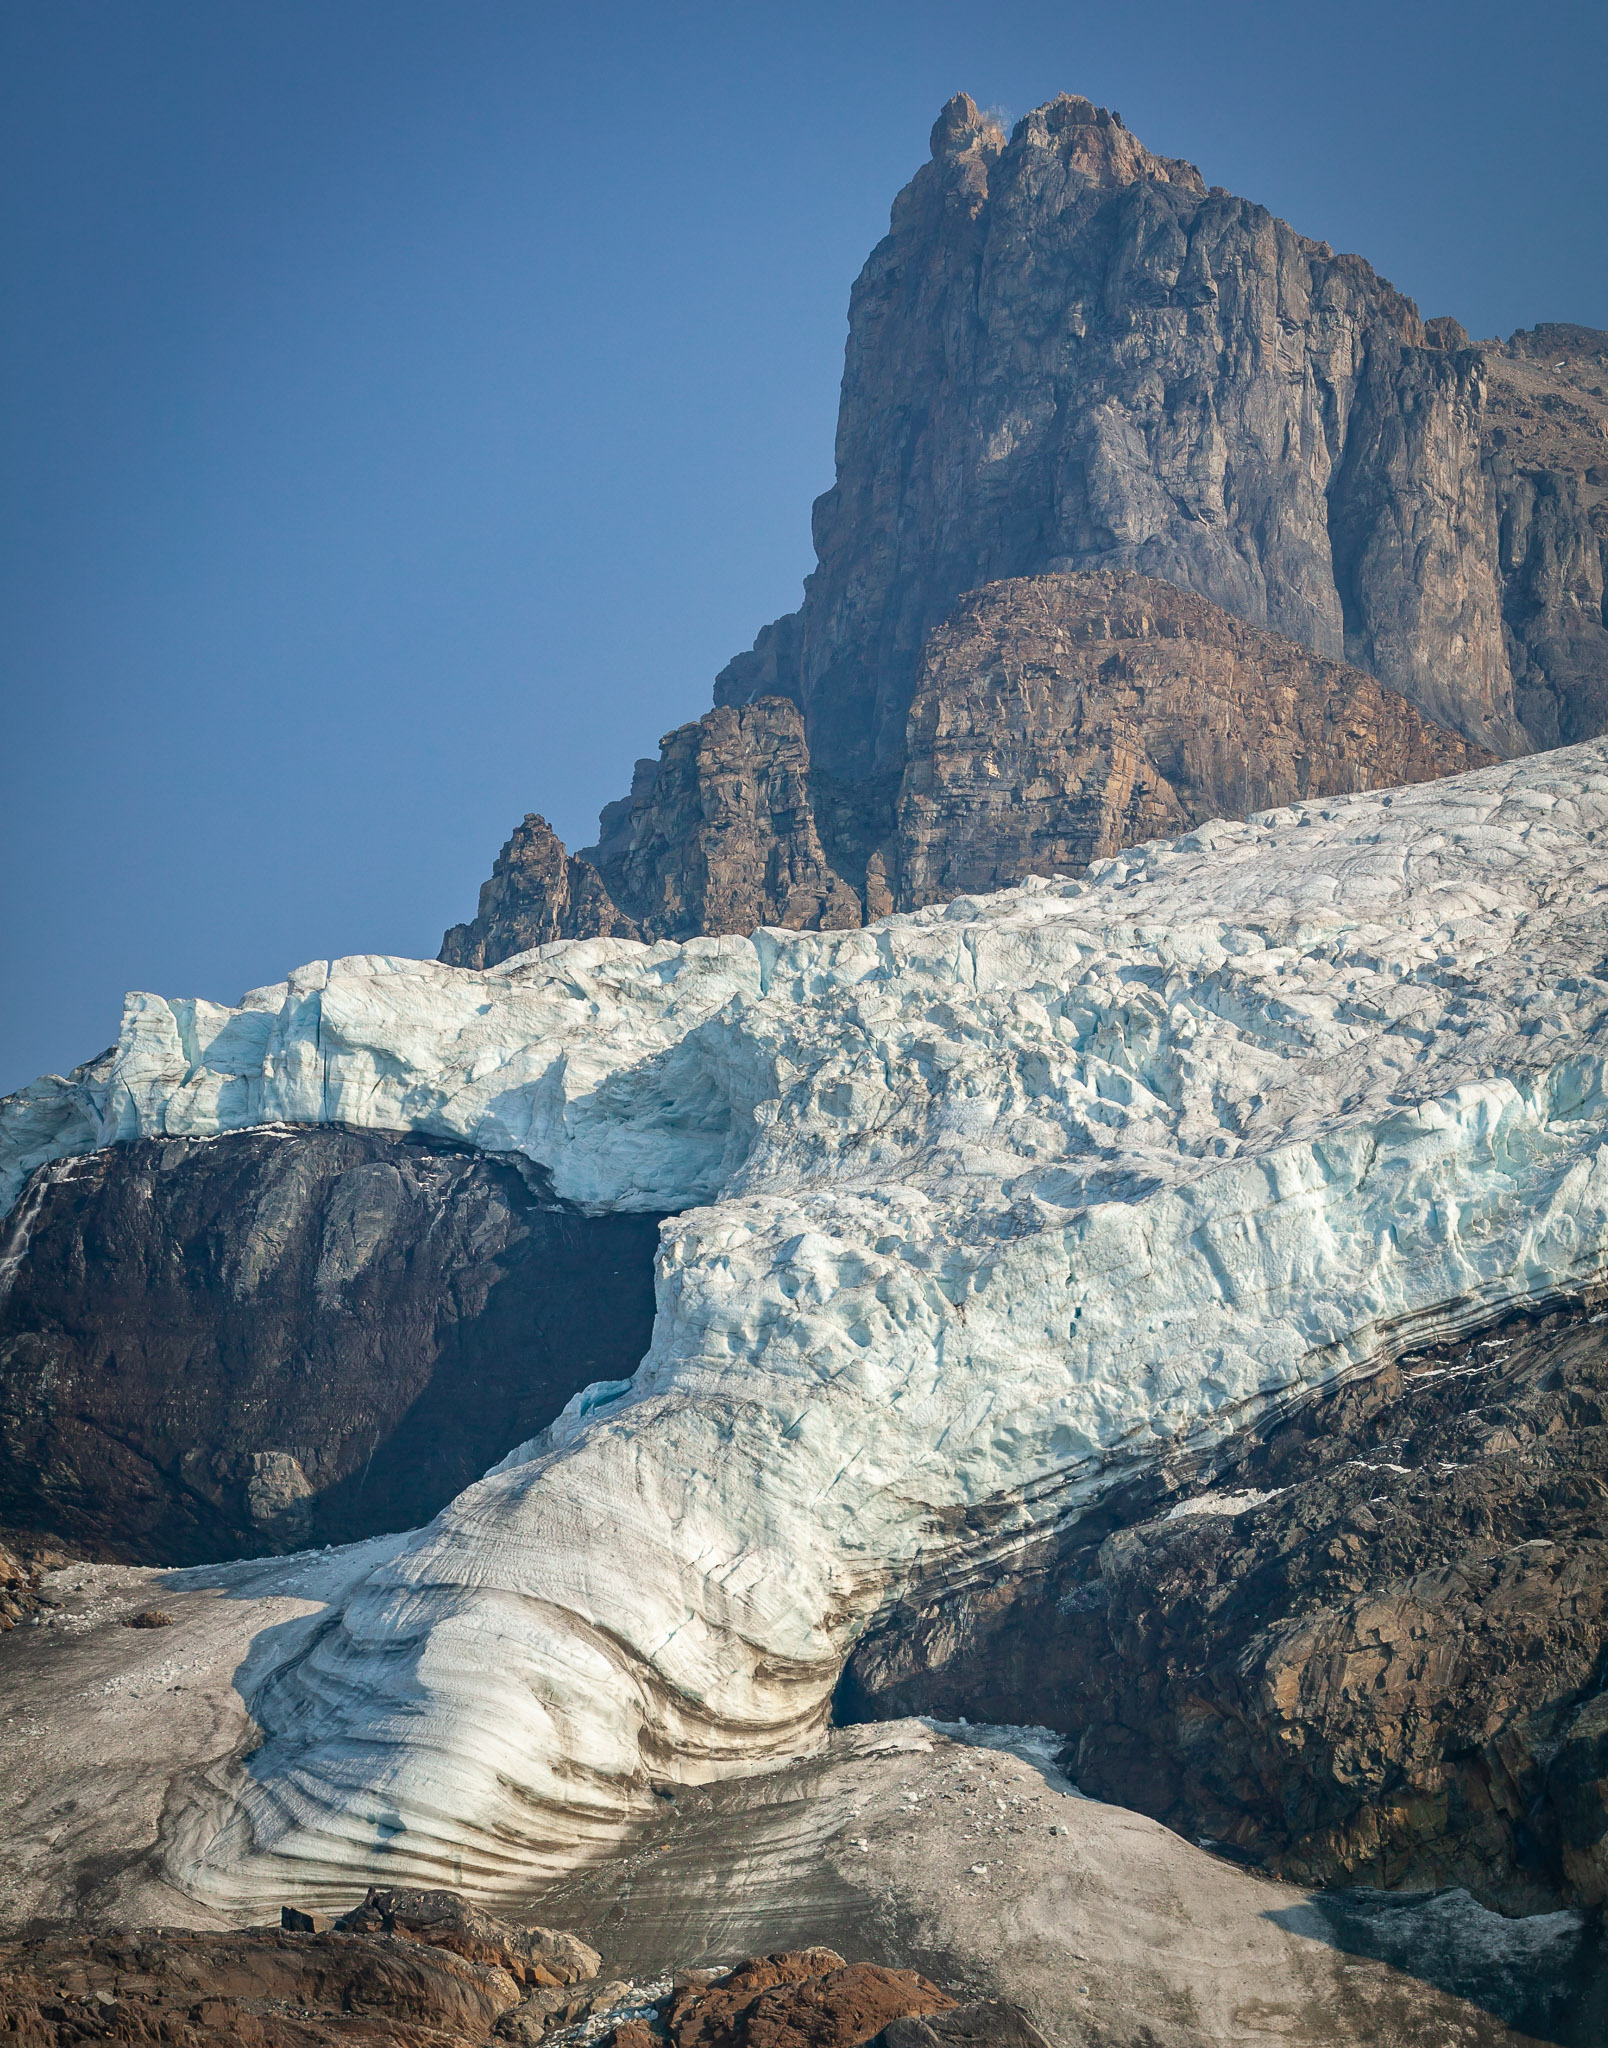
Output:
top-left (1013, 90), bottom-right (1207, 192)
top-left (927, 91), bottom-right (1003, 160)
top-left (441, 571), bottom-right (1491, 964)
top-left (447, 92), bottom-right (1607, 963)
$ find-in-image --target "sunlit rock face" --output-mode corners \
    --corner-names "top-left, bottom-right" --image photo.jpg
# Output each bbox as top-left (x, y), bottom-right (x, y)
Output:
top-left (5, 744), bottom-right (1608, 1910)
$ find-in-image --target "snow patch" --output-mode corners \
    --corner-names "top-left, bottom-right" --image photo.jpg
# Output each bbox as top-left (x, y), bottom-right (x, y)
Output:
top-left (1164, 1488), bottom-right (1284, 1521)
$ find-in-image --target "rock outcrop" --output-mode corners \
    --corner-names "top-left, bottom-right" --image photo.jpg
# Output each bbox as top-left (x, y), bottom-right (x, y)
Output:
top-left (840, 1299), bottom-right (1608, 1914)
top-left (893, 572), bottom-right (1493, 906)
top-left (653, 1949), bottom-right (957, 2048)
top-left (441, 813), bottom-right (640, 969)
top-left (1486, 323), bottom-right (1608, 749)
top-left (0, 1911), bottom-right (979, 2048)
top-left (717, 92), bottom-right (1528, 784)
top-left (589, 699), bottom-right (863, 941)
top-left (0, 1128), bottom-right (663, 1562)
top-left (0, 1891), bottom-right (608, 2048)
top-left (444, 573), bottom-right (1492, 962)
top-left (446, 101), bottom-right (1608, 966)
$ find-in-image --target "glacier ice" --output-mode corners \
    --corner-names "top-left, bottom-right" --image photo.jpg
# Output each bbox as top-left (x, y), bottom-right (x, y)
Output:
top-left (6, 743), bottom-right (1608, 1907)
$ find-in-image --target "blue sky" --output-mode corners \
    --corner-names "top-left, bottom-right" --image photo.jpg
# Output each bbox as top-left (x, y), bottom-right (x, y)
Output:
top-left (3, 0), bottom-right (1605, 1092)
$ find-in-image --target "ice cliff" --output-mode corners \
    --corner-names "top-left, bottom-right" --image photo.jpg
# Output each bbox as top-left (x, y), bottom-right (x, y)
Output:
top-left (5, 743), bottom-right (1608, 1907)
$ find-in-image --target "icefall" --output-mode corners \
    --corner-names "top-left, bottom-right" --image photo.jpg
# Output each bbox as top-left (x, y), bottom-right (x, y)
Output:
top-left (4, 743), bottom-right (1608, 1907)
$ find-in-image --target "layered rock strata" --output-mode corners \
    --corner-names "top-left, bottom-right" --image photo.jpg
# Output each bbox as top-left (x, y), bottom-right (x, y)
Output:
top-left (4, 745), bottom-right (1608, 1915)
top-left (443, 573), bottom-right (1492, 962)
top-left (0, 1128), bottom-right (664, 1562)
top-left (893, 572), bottom-right (1492, 906)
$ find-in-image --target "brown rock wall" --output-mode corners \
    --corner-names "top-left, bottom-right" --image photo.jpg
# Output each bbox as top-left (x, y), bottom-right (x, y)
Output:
top-left (440, 813), bottom-right (638, 970)
top-left (893, 571), bottom-right (1493, 907)
top-left (444, 572), bottom-right (1493, 965)
top-left (594, 700), bottom-right (862, 941)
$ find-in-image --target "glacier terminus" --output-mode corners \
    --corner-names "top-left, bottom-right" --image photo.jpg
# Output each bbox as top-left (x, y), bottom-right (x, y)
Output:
top-left (4, 742), bottom-right (1608, 1913)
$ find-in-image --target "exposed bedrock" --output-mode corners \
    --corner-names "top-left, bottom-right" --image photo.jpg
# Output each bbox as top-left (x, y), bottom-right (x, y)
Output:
top-left (0, 1128), bottom-right (664, 1562)
top-left (5, 747), bottom-right (1608, 1915)
top-left (1488, 324), bottom-right (1608, 751)
top-left (440, 817), bottom-right (641, 969)
top-left (718, 92), bottom-right (1527, 772)
top-left (892, 571), bottom-right (1493, 907)
top-left (447, 104), bottom-right (1608, 967)
top-left (840, 1301), bottom-right (1608, 1915)
top-left (444, 572), bottom-right (1493, 964)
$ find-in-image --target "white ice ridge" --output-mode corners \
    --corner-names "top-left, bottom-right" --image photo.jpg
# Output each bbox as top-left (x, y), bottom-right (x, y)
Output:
top-left (7, 743), bottom-right (1608, 1908)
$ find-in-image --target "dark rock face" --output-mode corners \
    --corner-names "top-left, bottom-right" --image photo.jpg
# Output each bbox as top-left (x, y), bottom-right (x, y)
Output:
top-left (442, 573), bottom-right (1494, 960)
top-left (838, 1301), bottom-right (1608, 1915)
top-left (0, 1128), bottom-right (664, 1562)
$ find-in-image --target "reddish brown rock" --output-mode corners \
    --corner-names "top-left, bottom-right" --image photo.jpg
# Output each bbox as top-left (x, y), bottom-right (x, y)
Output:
top-left (892, 571), bottom-right (1496, 907)
top-left (0, 1923), bottom-right (524, 2047)
top-left (663, 1951), bottom-right (955, 2048)
top-left (0, 1892), bottom-right (611, 2047)
top-left (440, 813), bottom-right (639, 969)
top-left (594, 700), bottom-right (862, 941)
top-left (443, 573), bottom-right (1494, 965)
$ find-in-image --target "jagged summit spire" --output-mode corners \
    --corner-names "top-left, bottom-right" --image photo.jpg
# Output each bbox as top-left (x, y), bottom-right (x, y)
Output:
top-left (928, 89), bottom-right (1202, 190)
top-left (928, 92), bottom-right (999, 157)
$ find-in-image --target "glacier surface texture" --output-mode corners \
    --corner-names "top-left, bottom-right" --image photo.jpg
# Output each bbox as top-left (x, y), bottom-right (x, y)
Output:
top-left (5, 743), bottom-right (1608, 1907)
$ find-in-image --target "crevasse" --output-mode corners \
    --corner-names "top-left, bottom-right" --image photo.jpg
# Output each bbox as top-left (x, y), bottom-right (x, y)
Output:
top-left (5, 743), bottom-right (1608, 1908)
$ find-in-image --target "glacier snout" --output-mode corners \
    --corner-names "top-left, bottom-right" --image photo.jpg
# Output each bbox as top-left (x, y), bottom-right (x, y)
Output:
top-left (5, 746), bottom-right (1608, 1908)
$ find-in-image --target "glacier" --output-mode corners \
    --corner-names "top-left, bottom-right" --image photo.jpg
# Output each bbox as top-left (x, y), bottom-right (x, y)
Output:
top-left (5, 742), bottom-right (1608, 1909)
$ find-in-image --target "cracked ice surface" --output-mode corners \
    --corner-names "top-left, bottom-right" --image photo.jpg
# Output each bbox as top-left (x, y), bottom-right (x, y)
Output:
top-left (6, 744), bottom-right (1608, 1905)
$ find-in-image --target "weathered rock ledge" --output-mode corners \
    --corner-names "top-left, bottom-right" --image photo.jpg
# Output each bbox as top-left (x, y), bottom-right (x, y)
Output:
top-left (444, 572), bottom-right (1491, 965)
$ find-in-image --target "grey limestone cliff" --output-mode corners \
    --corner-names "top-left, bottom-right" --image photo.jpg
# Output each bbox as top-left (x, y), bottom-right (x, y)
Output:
top-left (716, 91), bottom-right (1530, 801)
top-left (446, 91), bottom-right (1608, 970)
top-left (1485, 323), bottom-right (1608, 748)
